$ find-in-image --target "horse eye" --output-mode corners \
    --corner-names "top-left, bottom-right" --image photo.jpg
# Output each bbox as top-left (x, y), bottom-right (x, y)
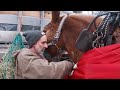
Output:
top-left (43, 27), bottom-right (47, 32)
top-left (43, 30), bottom-right (46, 33)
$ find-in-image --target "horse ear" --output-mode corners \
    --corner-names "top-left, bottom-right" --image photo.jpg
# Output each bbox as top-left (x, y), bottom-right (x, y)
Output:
top-left (51, 11), bottom-right (60, 23)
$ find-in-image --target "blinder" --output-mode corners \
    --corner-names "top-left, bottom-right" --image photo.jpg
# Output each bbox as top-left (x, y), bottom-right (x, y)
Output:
top-left (76, 29), bottom-right (94, 52)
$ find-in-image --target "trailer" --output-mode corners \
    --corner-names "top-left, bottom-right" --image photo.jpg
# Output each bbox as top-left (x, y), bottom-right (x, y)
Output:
top-left (0, 11), bottom-right (51, 58)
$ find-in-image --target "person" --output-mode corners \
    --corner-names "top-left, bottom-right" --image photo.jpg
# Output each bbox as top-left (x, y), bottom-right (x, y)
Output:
top-left (14, 30), bottom-right (74, 79)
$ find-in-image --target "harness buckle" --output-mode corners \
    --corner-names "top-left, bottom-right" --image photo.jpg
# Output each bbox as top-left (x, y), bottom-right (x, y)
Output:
top-left (92, 35), bottom-right (102, 48)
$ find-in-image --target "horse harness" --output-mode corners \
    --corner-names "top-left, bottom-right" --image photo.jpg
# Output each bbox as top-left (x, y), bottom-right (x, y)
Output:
top-left (47, 14), bottom-right (68, 60)
top-left (76, 11), bottom-right (120, 52)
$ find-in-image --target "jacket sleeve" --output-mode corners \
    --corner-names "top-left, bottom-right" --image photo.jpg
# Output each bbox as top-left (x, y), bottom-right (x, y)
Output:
top-left (17, 51), bottom-right (74, 79)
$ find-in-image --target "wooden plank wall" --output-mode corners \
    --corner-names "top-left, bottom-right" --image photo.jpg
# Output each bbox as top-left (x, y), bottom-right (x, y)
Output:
top-left (0, 11), bottom-right (52, 20)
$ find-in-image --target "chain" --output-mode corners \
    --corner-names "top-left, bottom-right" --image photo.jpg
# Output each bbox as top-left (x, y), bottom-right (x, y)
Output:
top-left (92, 13), bottom-right (111, 48)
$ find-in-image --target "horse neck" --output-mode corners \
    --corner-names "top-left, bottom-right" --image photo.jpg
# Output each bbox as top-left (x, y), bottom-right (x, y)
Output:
top-left (60, 15), bottom-right (91, 63)
top-left (58, 14), bottom-right (103, 63)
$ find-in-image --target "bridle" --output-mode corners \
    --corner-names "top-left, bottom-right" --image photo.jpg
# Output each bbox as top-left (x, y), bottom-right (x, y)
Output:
top-left (47, 14), bottom-right (68, 58)
top-left (91, 11), bottom-right (120, 47)
top-left (75, 11), bottom-right (120, 52)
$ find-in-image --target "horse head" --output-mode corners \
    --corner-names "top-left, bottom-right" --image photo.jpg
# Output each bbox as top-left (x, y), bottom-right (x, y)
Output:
top-left (44, 11), bottom-right (61, 42)
top-left (43, 11), bottom-right (66, 61)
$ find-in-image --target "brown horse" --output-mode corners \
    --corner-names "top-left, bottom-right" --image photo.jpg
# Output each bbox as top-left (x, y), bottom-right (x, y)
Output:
top-left (43, 11), bottom-right (120, 63)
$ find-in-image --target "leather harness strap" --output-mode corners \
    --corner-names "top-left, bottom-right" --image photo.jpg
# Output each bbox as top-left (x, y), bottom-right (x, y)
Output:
top-left (76, 12), bottom-right (120, 52)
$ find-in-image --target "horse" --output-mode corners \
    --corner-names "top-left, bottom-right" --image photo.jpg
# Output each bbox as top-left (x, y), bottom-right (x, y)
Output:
top-left (43, 11), bottom-right (120, 63)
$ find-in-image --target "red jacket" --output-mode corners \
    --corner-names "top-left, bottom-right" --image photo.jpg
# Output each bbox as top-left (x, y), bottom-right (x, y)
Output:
top-left (67, 43), bottom-right (120, 79)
